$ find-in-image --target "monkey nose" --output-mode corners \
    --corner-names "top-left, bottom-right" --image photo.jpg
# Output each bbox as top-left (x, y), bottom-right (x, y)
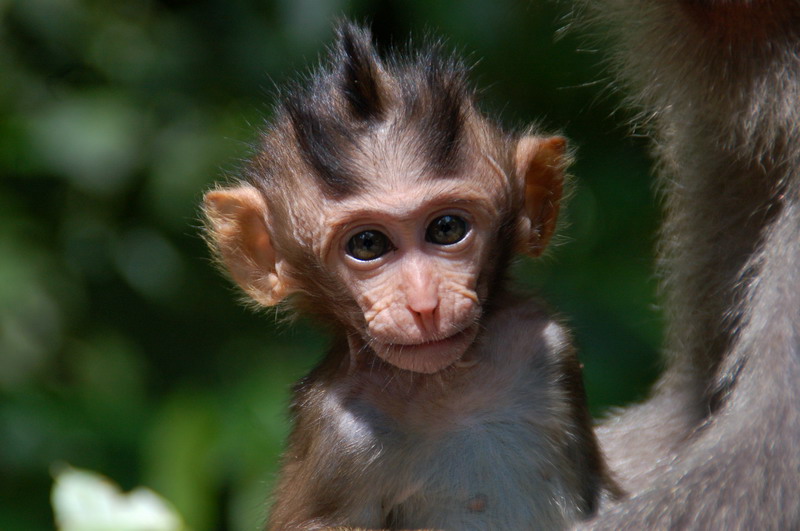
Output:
top-left (408, 295), bottom-right (438, 317)
top-left (402, 257), bottom-right (440, 330)
top-left (406, 288), bottom-right (440, 331)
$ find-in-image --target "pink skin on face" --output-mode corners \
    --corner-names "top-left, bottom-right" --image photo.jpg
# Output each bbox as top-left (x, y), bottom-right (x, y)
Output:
top-left (325, 175), bottom-right (502, 373)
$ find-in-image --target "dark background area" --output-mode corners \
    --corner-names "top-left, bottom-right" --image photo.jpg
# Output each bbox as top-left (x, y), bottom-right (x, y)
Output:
top-left (0, 1), bottom-right (662, 529)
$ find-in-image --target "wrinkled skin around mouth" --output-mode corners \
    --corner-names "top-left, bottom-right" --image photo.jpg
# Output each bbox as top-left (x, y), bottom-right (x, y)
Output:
top-left (369, 324), bottom-right (480, 374)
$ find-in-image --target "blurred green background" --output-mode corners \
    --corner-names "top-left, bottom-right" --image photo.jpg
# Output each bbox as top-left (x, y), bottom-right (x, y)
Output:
top-left (0, 0), bottom-right (661, 529)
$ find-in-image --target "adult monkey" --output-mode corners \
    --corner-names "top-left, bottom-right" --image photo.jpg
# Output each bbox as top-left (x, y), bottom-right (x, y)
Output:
top-left (571, 1), bottom-right (800, 528)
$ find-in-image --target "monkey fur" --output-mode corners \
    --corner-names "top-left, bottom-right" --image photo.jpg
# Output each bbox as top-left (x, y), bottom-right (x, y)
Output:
top-left (204, 22), bottom-right (617, 530)
top-left (571, 1), bottom-right (800, 528)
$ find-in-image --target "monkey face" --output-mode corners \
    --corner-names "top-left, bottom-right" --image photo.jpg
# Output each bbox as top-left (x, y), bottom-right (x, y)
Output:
top-left (202, 133), bottom-right (565, 374)
top-left (321, 177), bottom-right (500, 373)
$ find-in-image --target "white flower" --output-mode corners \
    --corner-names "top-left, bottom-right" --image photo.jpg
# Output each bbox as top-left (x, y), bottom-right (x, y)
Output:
top-left (52, 466), bottom-right (185, 531)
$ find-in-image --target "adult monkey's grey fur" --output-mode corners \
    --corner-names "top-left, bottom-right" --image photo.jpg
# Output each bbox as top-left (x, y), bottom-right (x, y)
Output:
top-left (572, 1), bottom-right (800, 528)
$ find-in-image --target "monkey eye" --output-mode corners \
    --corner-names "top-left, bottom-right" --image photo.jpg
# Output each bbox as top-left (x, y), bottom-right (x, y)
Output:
top-left (346, 230), bottom-right (392, 261)
top-left (426, 215), bottom-right (469, 245)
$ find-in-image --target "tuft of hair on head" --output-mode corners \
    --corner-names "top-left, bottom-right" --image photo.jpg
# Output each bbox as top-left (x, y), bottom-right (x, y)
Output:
top-left (335, 21), bottom-right (386, 122)
top-left (280, 21), bottom-right (388, 198)
top-left (405, 42), bottom-right (471, 175)
top-left (270, 20), bottom-right (479, 198)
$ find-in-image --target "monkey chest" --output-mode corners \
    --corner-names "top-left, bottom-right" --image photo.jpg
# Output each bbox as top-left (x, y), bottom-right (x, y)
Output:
top-left (360, 407), bottom-right (573, 529)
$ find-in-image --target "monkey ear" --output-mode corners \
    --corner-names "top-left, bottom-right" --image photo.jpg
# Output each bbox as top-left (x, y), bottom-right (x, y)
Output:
top-left (203, 185), bottom-right (292, 306)
top-left (514, 135), bottom-right (567, 257)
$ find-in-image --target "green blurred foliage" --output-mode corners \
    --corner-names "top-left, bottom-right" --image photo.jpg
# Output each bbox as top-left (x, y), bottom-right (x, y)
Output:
top-left (0, 0), bottom-right (661, 529)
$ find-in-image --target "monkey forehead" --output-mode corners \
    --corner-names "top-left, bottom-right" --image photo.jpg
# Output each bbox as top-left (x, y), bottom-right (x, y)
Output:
top-left (325, 177), bottom-right (503, 226)
top-left (356, 120), bottom-right (510, 189)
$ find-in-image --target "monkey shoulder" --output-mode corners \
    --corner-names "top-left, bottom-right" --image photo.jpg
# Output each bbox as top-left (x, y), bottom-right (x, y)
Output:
top-left (478, 296), bottom-right (578, 372)
top-left (474, 297), bottom-right (586, 428)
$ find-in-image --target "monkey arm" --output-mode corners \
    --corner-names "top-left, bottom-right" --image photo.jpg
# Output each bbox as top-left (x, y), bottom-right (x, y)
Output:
top-left (579, 208), bottom-right (800, 530)
top-left (572, 0), bottom-right (800, 528)
top-left (266, 369), bottom-right (387, 530)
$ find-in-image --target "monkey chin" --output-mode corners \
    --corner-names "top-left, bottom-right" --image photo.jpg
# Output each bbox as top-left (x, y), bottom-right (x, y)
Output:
top-left (373, 326), bottom-right (479, 374)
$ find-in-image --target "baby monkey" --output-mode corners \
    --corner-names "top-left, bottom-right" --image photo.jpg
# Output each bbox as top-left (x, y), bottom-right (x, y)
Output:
top-left (204, 22), bottom-right (616, 530)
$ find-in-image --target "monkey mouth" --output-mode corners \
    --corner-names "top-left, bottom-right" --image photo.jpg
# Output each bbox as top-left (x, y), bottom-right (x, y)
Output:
top-left (395, 331), bottom-right (467, 349)
top-left (373, 325), bottom-right (479, 374)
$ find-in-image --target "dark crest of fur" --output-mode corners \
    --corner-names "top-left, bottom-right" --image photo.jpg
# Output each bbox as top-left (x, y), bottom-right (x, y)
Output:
top-left (399, 47), bottom-right (470, 175)
top-left (278, 21), bottom-right (473, 198)
top-left (338, 23), bottom-right (385, 122)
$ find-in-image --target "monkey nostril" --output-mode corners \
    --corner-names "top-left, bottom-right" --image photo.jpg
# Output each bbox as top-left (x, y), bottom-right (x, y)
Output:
top-left (412, 304), bottom-right (437, 320)
top-left (404, 282), bottom-right (439, 315)
top-left (407, 295), bottom-right (439, 317)
top-left (407, 298), bottom-right (440, 333)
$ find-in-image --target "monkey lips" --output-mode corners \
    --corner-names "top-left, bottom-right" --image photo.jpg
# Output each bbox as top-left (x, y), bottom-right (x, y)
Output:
top-left (370, 324), bottom-right (480, 374)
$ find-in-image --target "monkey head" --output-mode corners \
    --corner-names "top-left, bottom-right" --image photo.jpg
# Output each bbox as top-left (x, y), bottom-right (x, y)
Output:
top-left (203, 23), bottom-right (566, 374)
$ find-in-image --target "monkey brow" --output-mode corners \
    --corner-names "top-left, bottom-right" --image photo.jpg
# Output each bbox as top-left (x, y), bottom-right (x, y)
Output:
top-left (330, 194), bottom-right (494, 229)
